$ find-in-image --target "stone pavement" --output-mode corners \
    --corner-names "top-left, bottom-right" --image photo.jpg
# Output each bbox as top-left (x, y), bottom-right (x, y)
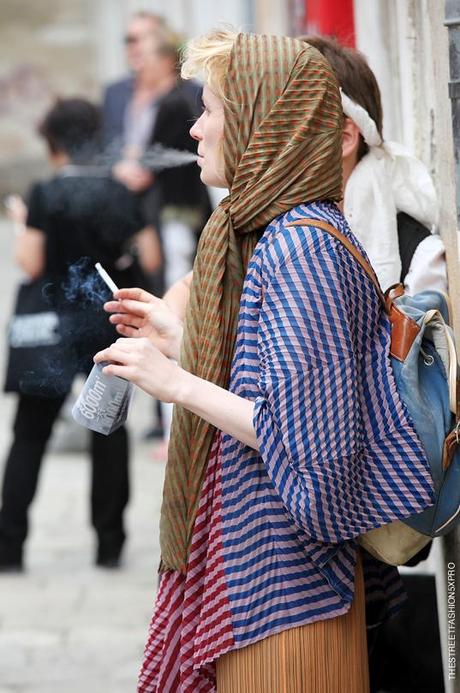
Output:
top-left (0, 216), bottom-right (166, 692)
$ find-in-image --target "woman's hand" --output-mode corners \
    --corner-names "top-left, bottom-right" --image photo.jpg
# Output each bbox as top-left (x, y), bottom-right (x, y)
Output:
top-left (94, 337), bottom-right (259, 450)
top-left (94, 337), bottom-right (181, 402)
top-left (105, 288), bottom-right (183, 361)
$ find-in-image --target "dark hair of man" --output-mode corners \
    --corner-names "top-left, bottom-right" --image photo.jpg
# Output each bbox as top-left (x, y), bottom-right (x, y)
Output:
top-left (38, 98), bottom-right (101, 162)
top-left (300, 35), bottom-right (383, 160)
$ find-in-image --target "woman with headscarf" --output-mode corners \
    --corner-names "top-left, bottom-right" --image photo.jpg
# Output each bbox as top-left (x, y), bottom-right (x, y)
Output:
top-left (95, 30), bottom-right (434, 692)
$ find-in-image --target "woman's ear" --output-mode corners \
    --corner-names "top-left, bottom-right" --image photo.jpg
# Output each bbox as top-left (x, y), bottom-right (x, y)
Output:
top-left (342, 117), bottom-right (361, 160)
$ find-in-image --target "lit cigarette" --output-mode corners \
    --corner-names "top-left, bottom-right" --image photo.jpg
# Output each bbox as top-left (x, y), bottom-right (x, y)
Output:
top-left (95, 263), bottom-right (119, 295)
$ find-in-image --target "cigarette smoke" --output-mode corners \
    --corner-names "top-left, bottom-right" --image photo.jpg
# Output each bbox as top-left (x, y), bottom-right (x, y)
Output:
top-left (61, 257), bottom-right (110, 306)
top-left (94, 139), bottom-right (198, 173)
top-left (16, 258), bottom-right (116, 397)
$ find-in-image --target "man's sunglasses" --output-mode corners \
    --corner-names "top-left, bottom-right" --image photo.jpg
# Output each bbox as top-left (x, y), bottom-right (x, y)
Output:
top-left (124, 34), bottom-right (141, 45)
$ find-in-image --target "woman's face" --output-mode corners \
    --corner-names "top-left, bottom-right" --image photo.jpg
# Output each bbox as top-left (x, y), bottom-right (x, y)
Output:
top-left (190, 84), bottom-right (226, 188)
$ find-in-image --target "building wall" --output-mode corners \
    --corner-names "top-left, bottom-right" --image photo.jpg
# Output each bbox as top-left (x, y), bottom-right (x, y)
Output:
top-left (0, 0), bottom-right (100, 196)
top-left (355, 3), bottom-right (459, 690)
top-left (253, 0), bottom-right (289, 35)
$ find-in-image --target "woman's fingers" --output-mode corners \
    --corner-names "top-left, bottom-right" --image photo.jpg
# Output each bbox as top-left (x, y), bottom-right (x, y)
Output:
top-left (101, 363), bottom-right (133, 379)
top-left (113, 337), bottom-right (138, 351)
top-left (114, 287), bottom-right (156, 303)
top-left (104, 299), bottom-right (147, 316)
top-left (115, 324), bottom-right (138, 337)
top-left (94, 341), bottom-right (134, 364)
top-left (104, 300), bottom-right (124, 314)
top-left (117, 299), bottom-right (152, 316)
top-left (105, 298), bottom-right (152, 318)
top-left (110, 313), bottom-right (144, 328)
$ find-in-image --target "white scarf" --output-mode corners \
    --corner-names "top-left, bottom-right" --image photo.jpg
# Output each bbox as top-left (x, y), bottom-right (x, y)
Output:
top-left (341, 90), bottom-right (439, 292)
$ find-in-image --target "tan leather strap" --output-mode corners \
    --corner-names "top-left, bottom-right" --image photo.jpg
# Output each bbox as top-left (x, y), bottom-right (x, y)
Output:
top-left (286, 217), bottom-right (422, 362)
top-left (287, 218), bottom-right (387, 310)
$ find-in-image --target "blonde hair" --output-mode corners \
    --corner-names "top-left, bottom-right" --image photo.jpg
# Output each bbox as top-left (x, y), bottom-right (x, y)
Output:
top-left (181, 28), bottom-right (238, 98)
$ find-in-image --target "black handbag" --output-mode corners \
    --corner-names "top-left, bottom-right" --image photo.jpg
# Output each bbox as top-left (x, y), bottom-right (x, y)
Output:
top-left (4, 279), bottom-right (73, 396)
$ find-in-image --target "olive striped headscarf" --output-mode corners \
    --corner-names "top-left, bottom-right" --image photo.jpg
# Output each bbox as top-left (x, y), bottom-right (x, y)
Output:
top-left (160, 33), bottom-right (343, 573)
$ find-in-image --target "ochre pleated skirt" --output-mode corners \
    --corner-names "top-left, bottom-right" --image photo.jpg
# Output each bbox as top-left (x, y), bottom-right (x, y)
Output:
top-left (216, 554), bottom-right (369, 693)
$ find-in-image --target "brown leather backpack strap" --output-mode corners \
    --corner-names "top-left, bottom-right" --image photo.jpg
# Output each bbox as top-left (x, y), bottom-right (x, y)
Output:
top-left (286, 217), bottom-right (421, 362)
top-left (287, 218), bottom-right (387, 309)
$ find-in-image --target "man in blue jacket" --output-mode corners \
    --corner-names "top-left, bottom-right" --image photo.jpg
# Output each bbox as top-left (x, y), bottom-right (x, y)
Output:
top-left (102, 12), bottom-right (211, 440)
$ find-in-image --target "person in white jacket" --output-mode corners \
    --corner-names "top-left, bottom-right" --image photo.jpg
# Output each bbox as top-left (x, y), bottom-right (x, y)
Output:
top-left (304, 34), bottom-right (447, 297)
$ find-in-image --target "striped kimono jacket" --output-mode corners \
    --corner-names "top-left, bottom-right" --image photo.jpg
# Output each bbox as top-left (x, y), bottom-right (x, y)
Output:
top-left (139, 201), bottom-right (434, 692)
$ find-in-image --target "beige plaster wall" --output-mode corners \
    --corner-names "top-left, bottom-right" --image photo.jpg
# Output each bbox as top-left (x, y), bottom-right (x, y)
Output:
top-left (0, 0), bottom-right (99, 197)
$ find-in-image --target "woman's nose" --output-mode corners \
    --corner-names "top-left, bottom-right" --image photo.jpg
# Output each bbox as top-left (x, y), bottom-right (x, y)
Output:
top-left (190, 115), bottom-right (203, 142)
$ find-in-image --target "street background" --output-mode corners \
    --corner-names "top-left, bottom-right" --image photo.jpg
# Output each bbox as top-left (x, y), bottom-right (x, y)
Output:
top-left (0, 220), bottom-right (166, 693)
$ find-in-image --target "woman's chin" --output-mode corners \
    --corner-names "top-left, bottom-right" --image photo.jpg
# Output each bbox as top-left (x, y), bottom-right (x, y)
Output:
top-left (200, 170), bottom-right (216, 187)
top-left (200, 169), bottom-right (227, 189)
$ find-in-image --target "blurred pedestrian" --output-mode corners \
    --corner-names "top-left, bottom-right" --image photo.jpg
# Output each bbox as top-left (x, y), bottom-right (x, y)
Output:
top-left (103, 13), bottom-right (212, 442)
top-left (102, 11), bottom-right (210, 287)
top-left (0, 98), bottom-right (156, 572)
top-left (96, 29), bottom-right (434, 692)
top-left (102, 12), bottom-right (202, 152)
top-left (303, 35), bottom-right (446, 692)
